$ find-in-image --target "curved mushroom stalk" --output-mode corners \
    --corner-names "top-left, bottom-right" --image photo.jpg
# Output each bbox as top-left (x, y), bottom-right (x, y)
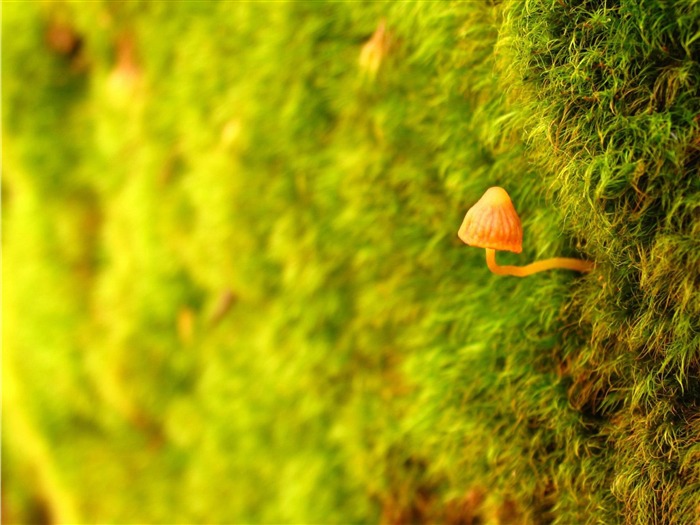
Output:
top-left (485, 248), bottom-right (595, 277)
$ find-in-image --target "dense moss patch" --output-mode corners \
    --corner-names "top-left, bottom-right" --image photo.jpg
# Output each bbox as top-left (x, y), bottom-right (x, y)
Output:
top-left (4, 1), bottom-right (699, 523)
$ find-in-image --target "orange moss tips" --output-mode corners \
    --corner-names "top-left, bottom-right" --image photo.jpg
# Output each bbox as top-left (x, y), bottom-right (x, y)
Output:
top-left (359, 19), bottom-right (391, 78)
top-left (458, 187), bottom-right (523, 253)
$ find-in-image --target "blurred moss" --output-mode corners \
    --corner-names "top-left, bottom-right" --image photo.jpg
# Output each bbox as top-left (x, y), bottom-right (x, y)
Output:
top-left (3, 1), bottom-right (700, 524)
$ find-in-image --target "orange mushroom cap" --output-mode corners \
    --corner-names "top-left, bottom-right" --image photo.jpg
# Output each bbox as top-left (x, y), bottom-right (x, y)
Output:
top-left (458, 187), bottom-right (523, 253)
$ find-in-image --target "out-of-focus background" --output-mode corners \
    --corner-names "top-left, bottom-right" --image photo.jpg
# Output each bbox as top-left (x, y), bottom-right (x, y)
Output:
top-left (4, 2), bottom-right (700, 524)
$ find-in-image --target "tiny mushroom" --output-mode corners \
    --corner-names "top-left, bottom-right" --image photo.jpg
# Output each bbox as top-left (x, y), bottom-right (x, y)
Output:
top-left (458, 186), bottom-right (595, 277)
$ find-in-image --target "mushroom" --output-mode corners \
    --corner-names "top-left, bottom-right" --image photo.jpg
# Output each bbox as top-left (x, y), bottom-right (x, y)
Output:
top-left (458, 187), bottom-right (595, 276)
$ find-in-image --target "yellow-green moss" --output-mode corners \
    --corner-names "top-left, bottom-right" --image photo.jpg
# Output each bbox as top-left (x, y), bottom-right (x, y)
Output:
top-left (4, 1), bottom-right (699, 523)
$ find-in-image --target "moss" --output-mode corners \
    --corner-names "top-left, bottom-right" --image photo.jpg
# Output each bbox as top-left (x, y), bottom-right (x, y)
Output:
top-left (3, 1), bottom-right (700, 523)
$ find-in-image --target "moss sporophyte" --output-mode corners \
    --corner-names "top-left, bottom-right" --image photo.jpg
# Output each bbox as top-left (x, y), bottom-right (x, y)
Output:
top-left (458, 187), bottom-right (595, 277)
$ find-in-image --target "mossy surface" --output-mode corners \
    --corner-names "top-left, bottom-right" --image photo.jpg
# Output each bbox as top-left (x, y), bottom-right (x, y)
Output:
top-left (3, 1), bottom-right (699, 524)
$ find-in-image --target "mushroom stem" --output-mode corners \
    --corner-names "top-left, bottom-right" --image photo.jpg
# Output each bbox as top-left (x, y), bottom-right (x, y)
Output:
top-left (485, 248), bottom-right (595, 277)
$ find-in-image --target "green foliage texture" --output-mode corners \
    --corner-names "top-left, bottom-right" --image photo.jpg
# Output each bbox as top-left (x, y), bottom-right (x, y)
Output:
top-left (3, 1), bottom-right (700, 524)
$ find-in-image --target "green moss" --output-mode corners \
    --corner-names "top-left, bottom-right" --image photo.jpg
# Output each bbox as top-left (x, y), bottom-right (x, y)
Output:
top-left (4, 1), bottom-right (700, 523)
